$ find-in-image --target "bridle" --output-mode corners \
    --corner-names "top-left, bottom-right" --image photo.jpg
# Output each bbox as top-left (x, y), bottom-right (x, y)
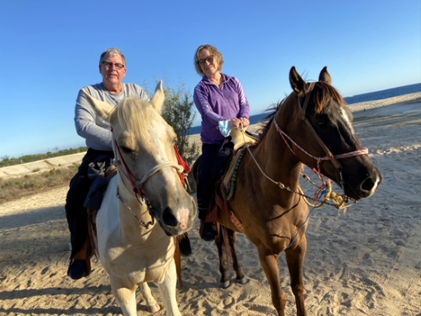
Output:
top-left (240, 82), bottom-right (369, 209)
top-left (114, 138), bottom-right (185, 199)
top-left (275, 82), bottom-right (368, 185)
top-left (112, 131), bottom-right (189, 227)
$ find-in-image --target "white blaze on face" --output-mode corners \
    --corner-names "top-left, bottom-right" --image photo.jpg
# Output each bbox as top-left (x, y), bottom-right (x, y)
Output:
top-left (176, 206), bottom-right (190, 230)
top-left (340, 108), bottom-right (355, 135)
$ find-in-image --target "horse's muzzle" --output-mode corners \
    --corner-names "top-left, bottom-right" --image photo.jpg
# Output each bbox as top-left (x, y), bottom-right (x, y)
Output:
top-left (345, 168), bottom-right (382, 200)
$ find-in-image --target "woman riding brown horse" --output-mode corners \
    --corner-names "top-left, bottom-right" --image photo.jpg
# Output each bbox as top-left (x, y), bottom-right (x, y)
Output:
top-left (194, 66), bottom-right (382, 316)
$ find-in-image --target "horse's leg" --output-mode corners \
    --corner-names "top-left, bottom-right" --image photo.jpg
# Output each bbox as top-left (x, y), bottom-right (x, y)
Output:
top-left (139, 283), bottom-right (161, 313)
top-left (215, 226), bottom-right (231, 288)
top-left (285, 234), bottom-right (308, 316)
top-left (156, 259), bottom-right (181, 316)
top-left (229, 230), bottom-right (247, 284)
top-left (109, 276), bottom-right (137, 316)
top-left (258, 247), bottom-right (286, 316)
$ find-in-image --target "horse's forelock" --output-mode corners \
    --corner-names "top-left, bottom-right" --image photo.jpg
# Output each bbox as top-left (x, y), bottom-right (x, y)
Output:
top-left (312, 82), bottom-right (346, 114)
top-left (115, 99), bottom-right (156, 135)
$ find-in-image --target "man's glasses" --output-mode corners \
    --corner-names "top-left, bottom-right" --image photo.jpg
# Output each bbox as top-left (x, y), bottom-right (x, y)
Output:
top-left (102, 61), bottom-right (125, 70)
top-left (198, 55), bottom-right (214, 66)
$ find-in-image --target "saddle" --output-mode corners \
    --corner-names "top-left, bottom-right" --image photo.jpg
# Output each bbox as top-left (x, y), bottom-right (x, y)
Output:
top-left (229, 127), bottom-right (258, 151)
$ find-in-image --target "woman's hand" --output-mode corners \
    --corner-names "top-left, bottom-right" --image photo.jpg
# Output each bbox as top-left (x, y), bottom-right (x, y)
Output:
top-left (230, 118), bottom-right (241, 129)
top-left (240, 117), bottom-right (250, 128)
top-left (230, 117), bottom-right (250, 129)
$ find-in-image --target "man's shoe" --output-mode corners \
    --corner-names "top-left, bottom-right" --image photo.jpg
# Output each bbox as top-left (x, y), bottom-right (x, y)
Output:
top-left (69, 259), bottom-right (87, 280)
top-left (178, 233), bottom-right (192, 256)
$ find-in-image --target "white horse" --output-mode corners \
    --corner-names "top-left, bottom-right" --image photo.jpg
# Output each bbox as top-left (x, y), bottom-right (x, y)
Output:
top-left (83, 81), bottom-right (197, 316)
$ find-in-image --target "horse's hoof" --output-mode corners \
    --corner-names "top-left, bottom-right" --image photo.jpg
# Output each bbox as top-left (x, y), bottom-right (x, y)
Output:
top-left (147, 303), bottom-right (161, 314)
top-left (236, 277), bottom-right (249, 285)
top-left (220, 281), bottom-right (231, 289)
top-left (68, 260), bottom-right (87, 280)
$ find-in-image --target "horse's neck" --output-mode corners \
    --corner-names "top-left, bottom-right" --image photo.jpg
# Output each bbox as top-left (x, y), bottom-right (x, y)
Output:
top-left (251, 120), bottom-right (302, 192)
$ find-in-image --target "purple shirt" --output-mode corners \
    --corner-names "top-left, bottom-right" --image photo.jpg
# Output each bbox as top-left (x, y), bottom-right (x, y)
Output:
top-left (193, 74), bottom-right (250, 144)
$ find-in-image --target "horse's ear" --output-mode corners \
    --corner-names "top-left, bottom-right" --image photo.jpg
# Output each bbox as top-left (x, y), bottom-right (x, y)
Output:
top-left (151, 80), bottom-right (165, 114)
top-left (318, 66), bottom-right (332, 85)
top-left (289, 66), bottom-right (308, 94)
top-left (82, 89), bottom-right (114, 122)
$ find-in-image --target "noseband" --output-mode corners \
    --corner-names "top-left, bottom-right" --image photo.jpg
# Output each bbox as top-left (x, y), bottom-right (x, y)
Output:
top-left (275, 82), bottom-right (368, 178)
top-left (113, 138), bottom-right (185, 202)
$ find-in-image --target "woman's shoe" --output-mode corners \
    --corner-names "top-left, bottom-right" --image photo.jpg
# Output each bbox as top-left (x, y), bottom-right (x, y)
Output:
top-left (200, 221), bottom-right (216, 242)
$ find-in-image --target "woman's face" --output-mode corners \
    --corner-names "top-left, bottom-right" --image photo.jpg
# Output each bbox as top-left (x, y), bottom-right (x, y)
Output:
top-left (198, 49), bottom-right (219, 78)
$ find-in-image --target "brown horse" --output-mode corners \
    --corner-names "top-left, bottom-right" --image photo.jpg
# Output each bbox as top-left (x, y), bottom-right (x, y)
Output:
top-left (193, 66), bottom-right (382, 316)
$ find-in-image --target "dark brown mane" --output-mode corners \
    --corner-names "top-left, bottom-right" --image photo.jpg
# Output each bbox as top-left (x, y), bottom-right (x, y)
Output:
top-left (256, 100), bottom-right (283, 142)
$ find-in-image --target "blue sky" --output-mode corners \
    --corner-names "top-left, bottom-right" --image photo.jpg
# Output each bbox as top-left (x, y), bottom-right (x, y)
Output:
top-left (1, 0), bottom-right (420, 158)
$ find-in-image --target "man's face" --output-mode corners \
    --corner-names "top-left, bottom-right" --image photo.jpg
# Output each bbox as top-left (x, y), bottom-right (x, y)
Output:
top-left (99, 54), bottom-right (127, 86)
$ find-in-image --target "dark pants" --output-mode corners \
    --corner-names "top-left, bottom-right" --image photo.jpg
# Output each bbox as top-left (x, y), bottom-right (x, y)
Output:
top-left (197, 143), bottom-right (223, 221)
top-left (65, 148), bottom-right (114, 257)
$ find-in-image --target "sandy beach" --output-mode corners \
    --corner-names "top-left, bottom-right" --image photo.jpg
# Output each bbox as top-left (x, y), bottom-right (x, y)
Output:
top-left (1, 93), bottom-right (420, 316)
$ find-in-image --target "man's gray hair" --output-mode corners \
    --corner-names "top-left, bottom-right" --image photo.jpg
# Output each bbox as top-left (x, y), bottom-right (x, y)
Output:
top-left (99, 48), bottom-right (126, 66)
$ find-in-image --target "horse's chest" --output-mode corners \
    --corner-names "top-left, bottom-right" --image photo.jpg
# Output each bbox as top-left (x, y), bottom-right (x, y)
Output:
top-left (100, 237), bottom-right (174, 283)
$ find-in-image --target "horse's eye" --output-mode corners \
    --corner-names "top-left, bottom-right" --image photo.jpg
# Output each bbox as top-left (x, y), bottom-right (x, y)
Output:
top-left (316, 115), bottom-right (328, 126)
top-left (120, 146), bottom-right (133, 154)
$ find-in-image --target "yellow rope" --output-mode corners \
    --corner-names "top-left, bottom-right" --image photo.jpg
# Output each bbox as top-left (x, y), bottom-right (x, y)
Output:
top-left (324, 191), bottom-right (347, 213)
top-left (300, 181), bottom-right (348, 212)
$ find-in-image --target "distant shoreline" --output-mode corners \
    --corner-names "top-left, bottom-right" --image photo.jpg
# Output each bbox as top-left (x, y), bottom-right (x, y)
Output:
top-left (347, 92), bottom-right (421, 113)
top-left (189, 92), bottom-right (421, 135)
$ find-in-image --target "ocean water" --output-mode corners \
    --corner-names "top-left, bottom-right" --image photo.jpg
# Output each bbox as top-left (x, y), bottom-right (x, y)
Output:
top-left (189, 83), bottom-right (421, 134)
top-left (343, 83), bottom-right (421, 105)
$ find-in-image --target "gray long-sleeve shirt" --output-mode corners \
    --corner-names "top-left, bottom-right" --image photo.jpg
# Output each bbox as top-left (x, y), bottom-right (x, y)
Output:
top-left (74, 82), bottom-right (148, 151)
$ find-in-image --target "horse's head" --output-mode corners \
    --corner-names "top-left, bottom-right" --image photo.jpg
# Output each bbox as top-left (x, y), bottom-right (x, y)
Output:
top-left (278, 67), bottom-right (382, 201)
top-left (82, 82), bottom-right (197, 236)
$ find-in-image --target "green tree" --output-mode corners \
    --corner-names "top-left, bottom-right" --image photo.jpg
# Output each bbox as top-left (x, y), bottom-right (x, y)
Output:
top-left (152, 81), bottom-right (198, 164)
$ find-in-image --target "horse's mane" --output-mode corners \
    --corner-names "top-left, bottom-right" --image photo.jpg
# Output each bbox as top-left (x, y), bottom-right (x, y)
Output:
top-left (256, 82), bottom-right (347, 142)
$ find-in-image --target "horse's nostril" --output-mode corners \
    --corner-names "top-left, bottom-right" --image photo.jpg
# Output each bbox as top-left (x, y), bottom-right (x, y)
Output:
top-left (162, 207), bottom-right (178, 227)
top-left (361, 177), bottom-right (375, 192)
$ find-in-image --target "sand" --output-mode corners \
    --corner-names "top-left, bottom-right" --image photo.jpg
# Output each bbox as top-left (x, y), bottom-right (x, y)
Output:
top-left (1, 93), bottom-right (420, 316)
